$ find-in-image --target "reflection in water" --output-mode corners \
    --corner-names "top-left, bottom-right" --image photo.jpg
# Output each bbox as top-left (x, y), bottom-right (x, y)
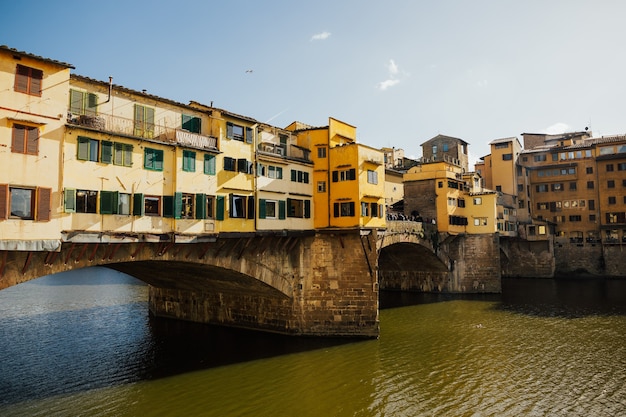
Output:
top-left (0, 269), bottom-right (625, 416)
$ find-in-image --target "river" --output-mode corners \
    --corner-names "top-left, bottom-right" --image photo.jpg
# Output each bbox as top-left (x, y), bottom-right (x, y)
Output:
top-left (0, 267), bottom-right (624, 416)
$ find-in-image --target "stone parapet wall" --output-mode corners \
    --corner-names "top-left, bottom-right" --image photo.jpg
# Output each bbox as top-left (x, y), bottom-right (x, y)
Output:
top-left (444, 234), bottom-right (502, 293)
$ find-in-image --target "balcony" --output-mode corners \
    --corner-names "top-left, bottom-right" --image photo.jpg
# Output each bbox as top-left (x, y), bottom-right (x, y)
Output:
top-left (258, 142), bottom-right (311, 162)
top-left (67, 112), bottom-right (218, 150)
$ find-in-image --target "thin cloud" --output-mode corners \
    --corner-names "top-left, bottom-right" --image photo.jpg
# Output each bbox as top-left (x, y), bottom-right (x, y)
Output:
top-left (378, 79), bottom-right (400, 91)
top-left (377, 59), bottom-right (404, 91)
top-left (311, 31), bottom-right (331, 41)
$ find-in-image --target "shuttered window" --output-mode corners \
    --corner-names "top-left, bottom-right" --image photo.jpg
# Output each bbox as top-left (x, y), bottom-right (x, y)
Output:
top-left (182, 114), bottom-right (201, 133)
top-left (134, 104), bottom-right (155, 138)
top-left (69, 89), bottom-right (98, 115)
top-left (204, 154), bottom-right (216, 175)
top-left (12, 124), bottom-right (38, 155)
top-left (14, 64), bottom-right (43, 96)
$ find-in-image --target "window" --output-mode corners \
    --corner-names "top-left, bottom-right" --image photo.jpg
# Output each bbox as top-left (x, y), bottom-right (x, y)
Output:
top-left (473, 197), bottom-right (482, 205)
top-left (14, 64), bottom-right (42, 96)
top-left (502, 153), bottom-right (513, 161)
top-left (371, 203), bottom-right (379, 217)
top-left (534, 154), bottom-right (547, 162)
top-left (182, 150), bottom-right (196, 172)
top-left (438, 181), bottom-right (443, 188)
top-left (12, 124), bottom-right (38, 155)
top-left (113, 143), bottom-right (133, 167)
top-left (290, 169), bottom-right (310, 183)
top-left (332, 168), bottom-right (356, 182)
top-left (0, 186), bottom-right (51, 222)
top-left (474, 217), bottom-right (487, 226)
top-left (230, 194), bottom-right (249, 218)
top-left (608, 180), bottom-right (615, 188)
top-left (237, 158), bottom-right (253, 174)
top-left (458, 199), bottom-right (466, 208)
top-left (608, 196), bottom-right (616, 205)
top-left (9, 187), bottom-right (34, 219)
top-left (367, 170), bottom-right (378, 184)
top-left (442, 143), bottom-right (449, 152)
top-left (586, 167), bottom-right (593, 174)
top-left (181, 114), bottom-right (201, 133)
top-left (317, 181), bottom-right (326, 192)
top-left (569, 182), bottom-right (577, 191)
top-left (588, 200), bottom-right (595, 210)
top-left (287, 198), bottom-right (310, 218)
top-left (99, 191), bottom-right (131, 215)
top-left (361, 202), bottom-right (369, 216)
top-left (77, 136), bottom-right (99, 161)
top-left (495, 142), bottom-right (509, 149)
top-left (181, 193), bottom-right (194, 219)
top-left (75, 190), bottom-right (98, 213)
top-left (317, 147), bottom-right (327, 158)
top-left (551, 183), bottom-right (563, 192)
top-left (569, 215), bottom-right (582, 222)
top-left (587, 181), bottom-right (594, 189)
top-left (118, 193), bottom-right (130, 215)
top-left (618, 163), bottom-right (626, 171)
top-left (606, 164), bottom-right (614, 172)
top-left (134, 104), bottom-right (155, 138)
top-left (268, 165), bottom-right (283, 179)
top-left (496, 185), bottom-right (502, 192)
top-left (144, 148), bottom-right (164, 171)
top-left (224, 157), bottom-right (236, 172)
top-left (226, 122), bottom-right (253, 143)
top-left (448, 197), bottom-right (457, 206)
top-left (262, 200), bottom-right (277, 219)
top-left (589, 214), bottom-right (596, 222)
top-left (144, 196), bottom-right (161, 216)
top-left (334, 202), bottom-right (355, 217)
top-left (204, 154), bottom-right (216, 175)
top-left (432, 145), bottom-right (437, 154)
top-left (536, 185), bottom-right (548, 192)
top-left (69, 89), bottom-right (97, 116)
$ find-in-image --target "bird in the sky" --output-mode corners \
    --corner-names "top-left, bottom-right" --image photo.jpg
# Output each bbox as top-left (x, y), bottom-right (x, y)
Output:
top-left (245, 69), bottom-right (253, 73)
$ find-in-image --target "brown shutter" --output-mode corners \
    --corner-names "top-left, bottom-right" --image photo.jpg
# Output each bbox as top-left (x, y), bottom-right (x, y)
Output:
top-left (26, 126), bottom-right (38, 155)
top-left (36, 187), bottom-right (52, 222)
top-left (0, 184), bottom-right (8, 220)
top-left (12, 125), bottom-right (25, 153)
top-left (14, 65), bottom-right (29, 93)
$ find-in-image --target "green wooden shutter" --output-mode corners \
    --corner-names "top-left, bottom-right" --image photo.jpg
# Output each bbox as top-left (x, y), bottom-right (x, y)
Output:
top-left (204, 154), bottom-right (216, 175)
top-left (86, 93), bottom-right (98, 115)
top-left (258, 199), bottom-right (266, 219)
top-left (216, 196), bottom-right (225, 220)
top-left (69, 89), bottom-right (83, 114)
top-left (145, 107), bottom-right (155, 137)
top-left (133, 193), bottom-right (144, 216)
top-left (174, 192), bottom-right (182, 219)
top-left (155, 150), bottom-right (164, 171)
top-left (100, 191), bottom-right (117, 214)
top-left (64, 189), bottom-right (76, 213)
top-left (182, 114), bottom-right (193, 131)
top-left (304, 200), bottom-right (311, 218)
top-left (247, 196), bottom-right (255, 219)
top-left (101, 141), bottom-right (113, 163)
top-left (195, 193), bottom-right (207, 219)
top-left (123, 144), bottom-right (133, 167)
top-left (278, 200), bottom-right (286, 220)
top-left (291, 169), bottom-right (297, 182)
top-left (77, 136), bottom-right (90, 160)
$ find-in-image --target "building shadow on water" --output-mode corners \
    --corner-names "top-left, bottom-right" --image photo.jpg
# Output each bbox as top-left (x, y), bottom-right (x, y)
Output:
top-left (494, 277), bottom-right (626, 318)
top-left (379, 289), bottom-right (500, 310)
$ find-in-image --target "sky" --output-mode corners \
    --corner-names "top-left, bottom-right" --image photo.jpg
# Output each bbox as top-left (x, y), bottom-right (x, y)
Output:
top-left (3, 0), bottom-right (626, 164)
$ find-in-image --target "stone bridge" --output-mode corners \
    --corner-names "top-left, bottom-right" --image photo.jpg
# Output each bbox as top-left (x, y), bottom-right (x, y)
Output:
top-left (0, 223), bottom-right (500, 338)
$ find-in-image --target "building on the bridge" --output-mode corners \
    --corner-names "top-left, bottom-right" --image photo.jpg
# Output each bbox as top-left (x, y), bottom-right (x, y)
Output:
top-left (421, 134), bottom-right (470, 172)
top-left (0, 46), bottom-right (73, 250)
top-left (287, 118), bottom-right (386, 229)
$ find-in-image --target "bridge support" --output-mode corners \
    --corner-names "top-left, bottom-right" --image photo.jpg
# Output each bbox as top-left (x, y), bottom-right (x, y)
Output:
top-left (146, 230), bottom-right (380, 337)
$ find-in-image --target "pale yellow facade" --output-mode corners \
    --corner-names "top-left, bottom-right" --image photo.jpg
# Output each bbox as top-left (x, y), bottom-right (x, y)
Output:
top-left (0, 46), bottom-right (72, 247)
top-left (384, 169), bottom-right (404, 211)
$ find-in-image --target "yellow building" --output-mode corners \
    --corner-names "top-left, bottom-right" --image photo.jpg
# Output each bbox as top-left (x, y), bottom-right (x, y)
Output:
top-left (288, 117), bottom-right (386, 229)
top-left (0, 46), bottom-right (73, 248)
